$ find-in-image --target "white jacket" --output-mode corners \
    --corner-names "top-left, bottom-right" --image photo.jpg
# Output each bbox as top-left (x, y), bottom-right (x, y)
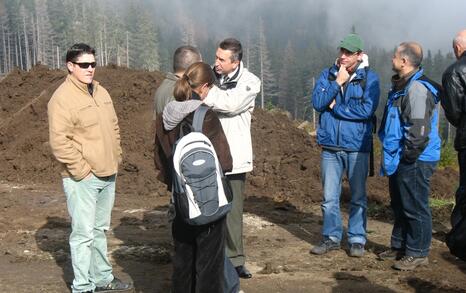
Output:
top-left (204, 62), bottom-right (261, 174)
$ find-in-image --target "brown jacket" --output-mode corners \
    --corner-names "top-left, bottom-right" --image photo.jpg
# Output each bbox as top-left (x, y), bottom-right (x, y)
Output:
top-left (48, 74), bottom-right (122, 180)
top-left (154, 108), bottom-right (232, 190)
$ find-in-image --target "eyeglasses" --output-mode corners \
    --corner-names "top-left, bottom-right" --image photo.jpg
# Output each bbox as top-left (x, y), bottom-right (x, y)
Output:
top-left (72, 62), bottom-right (97, 69)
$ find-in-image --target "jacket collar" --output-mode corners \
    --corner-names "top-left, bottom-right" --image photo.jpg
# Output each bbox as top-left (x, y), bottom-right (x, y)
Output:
top-left (214, 61), bottom-right (244, 89)
top-left (330, 54), bottom-right (370, 82)
top-left (67, 74), bottom-right (99, 96)
top-left (391, 68), bottom-right (422, 91)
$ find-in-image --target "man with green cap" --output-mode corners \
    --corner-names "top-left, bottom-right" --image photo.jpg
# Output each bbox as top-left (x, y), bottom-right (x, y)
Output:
top-left (311, 34), bottom-right (380, 257)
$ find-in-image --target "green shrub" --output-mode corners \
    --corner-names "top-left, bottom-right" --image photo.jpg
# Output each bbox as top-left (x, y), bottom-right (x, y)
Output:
top-left (439, 142), bottom-right (458, 169)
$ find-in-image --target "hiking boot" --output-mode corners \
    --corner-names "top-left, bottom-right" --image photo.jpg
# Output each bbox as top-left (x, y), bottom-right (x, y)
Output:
top-left (310, 238), bottom-right (340, 255)
top-left (378, 248), bottom-right (404, 260)
top-left (95, 277), bottom-right (133, 292)
top-left (349, 243), bottom-right (365, 257)
top-left (392, 255), bottom-right (429, 271)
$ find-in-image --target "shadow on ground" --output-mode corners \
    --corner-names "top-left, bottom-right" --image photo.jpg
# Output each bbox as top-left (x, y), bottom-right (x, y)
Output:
top-left (35, 216), bottom-right (73, 292)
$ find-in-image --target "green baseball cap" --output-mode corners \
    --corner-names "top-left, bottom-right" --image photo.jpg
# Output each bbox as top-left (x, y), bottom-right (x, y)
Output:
top-left (339, 34), bottom-right (364, 52)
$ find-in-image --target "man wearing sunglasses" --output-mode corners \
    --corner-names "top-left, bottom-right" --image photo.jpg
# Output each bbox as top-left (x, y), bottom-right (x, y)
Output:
top-left (311, 34), bottom-right (380, 258)
top-left (48, 43), bottom-right (132, 293)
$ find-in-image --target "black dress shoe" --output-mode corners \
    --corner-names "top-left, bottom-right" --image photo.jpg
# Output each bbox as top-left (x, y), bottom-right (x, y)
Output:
top-left (235, 265), bottom-right (252, 279)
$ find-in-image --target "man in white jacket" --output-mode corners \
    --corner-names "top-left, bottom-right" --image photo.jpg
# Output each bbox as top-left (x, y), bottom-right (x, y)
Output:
top-left (203, 38), bottom-right (261, 279)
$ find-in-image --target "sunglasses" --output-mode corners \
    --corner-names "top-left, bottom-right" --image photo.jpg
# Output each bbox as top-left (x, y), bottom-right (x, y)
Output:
top-left (72, 62), bottom-right (97, 69)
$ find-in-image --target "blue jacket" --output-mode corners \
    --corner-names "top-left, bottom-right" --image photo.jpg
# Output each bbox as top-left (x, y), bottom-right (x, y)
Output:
top-left (312, 58), bottom-right (380, 152)
top-left (378, 69), bottom-right (441, 176)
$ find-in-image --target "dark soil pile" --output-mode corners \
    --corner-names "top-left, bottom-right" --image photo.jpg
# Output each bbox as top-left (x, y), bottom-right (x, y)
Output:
top-left (0, 65), bottom-right (458, 208)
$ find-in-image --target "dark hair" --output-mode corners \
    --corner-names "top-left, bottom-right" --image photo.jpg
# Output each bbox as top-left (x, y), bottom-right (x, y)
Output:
top-left (219, 38), bottom-right (242, 62)
top-left (66, 43), bottom-right (96, 63)
top-left (173, 46), bottom-right (202, 73)
top-left (173, 62), bottom-right (215, 101)
top-left (398, 42), bottom-right (423, 68)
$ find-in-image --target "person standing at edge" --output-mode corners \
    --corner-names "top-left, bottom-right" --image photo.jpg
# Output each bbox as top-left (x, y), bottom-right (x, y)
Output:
top-left (203, 38), bottom-right (261, 279)
top-left (311, 34), bottom-right (380, 257)
top-left (153, 45), bottom-right (202, 119)
top-left (441, 29), bottom-right (466, 230)
top-left (378, 42), bottom-right (442, 271)
top-left (48, 43), bottom-right (132, 293)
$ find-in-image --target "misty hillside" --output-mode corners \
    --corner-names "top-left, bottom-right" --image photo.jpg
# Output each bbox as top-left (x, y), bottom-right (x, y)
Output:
top-left (0, 0), bottom-right (461, 134)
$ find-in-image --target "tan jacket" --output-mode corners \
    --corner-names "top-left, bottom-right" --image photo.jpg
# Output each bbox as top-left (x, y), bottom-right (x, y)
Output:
top-left (48, 74), bottom-right (122, 180)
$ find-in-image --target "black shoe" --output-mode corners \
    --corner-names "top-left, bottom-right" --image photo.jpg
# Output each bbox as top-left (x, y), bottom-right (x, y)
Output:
top-left (95, 277), bottom-right (133, 292)
top-left (235, 265), bottom-right (252, 279)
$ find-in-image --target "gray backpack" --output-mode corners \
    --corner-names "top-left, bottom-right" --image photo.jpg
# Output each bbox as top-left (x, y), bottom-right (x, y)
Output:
top-left (172, 105), bottom-right (232, 225)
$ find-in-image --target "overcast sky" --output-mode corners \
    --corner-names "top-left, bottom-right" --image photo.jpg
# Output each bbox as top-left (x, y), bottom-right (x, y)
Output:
top-left (150, 0), bottom-right (465, 53)
top-left (324, 0), bottom-right (465, 53)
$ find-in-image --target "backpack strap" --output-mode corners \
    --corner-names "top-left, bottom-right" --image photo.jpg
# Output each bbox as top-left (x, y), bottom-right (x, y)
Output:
top-left (192, 105), bottom-right (209, 132)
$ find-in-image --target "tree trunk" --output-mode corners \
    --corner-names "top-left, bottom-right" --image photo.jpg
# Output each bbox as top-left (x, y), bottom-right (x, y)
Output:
top-left (7, 32), bottom-right (11, 70)
top-left (23, 16), bottom-right (30, 71)
top-left (2, 24), bottom-right (7, 72)
top-left (56, 46), bottom-right (60, 69)
top-left (17, 32), bottom-right (22, 70)
top-left (126, 31), bottom-right (129, 68)
top-left (32, 13), bottom-right (37, 65)
top-left (99, 30), bottom-right (104, 66)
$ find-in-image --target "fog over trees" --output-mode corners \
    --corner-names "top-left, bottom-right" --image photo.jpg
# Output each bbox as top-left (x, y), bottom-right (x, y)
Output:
top-left (0, 0), bottom-right (463, 137)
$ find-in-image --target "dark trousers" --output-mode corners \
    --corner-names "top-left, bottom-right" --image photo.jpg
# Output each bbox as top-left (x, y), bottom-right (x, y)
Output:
top-left (225, 173), bottom-right (246, 267)
top-left (171, 216), bottom-right (226, 293)
top-left (452, 150), bottom-right (466, 226)
top-left (388, 160), bottom-right (436, 257)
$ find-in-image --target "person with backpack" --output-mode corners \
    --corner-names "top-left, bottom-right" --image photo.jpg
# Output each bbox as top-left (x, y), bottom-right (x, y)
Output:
top-left (441, 29), bottom-right (466, 261)
top-left (378, 42), bottom-right (442, 271)
top-left (310, 34), bottom-right (380, 257)
top-left (154, 62), bottom-right (233, 293)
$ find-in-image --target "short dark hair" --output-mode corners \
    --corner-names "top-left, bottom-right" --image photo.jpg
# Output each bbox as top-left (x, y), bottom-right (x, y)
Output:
top-left (66, 43), bottom-right (96, 63)
top-left (173, 46), bottom-right (202, 73)
top-left (219, 38), bottom-right (242, 62)
top-left (398, 42), bottom-right (423, 68)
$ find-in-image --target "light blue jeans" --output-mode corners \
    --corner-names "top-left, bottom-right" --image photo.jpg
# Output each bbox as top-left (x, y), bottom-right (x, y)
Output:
top-left (62, 173), bottom-right (116, 293)
top-left (320, 150), bottom-right (368, 245)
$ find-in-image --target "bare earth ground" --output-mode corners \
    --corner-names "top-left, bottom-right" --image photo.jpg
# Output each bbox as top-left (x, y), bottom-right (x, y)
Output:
top-left (0, 66), bottom-right (466, 292)
top-left (1, 181), bottom-right (466, 293)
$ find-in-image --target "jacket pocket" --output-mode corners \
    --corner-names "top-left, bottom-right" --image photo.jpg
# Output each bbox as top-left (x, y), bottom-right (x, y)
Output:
top-left (77, 105), bottom-right (99, 127)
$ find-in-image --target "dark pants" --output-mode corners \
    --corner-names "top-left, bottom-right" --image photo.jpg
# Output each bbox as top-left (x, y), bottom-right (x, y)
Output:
top-left (452, 150), bottom-right (466, 226)
top-left (171, 216), bottom-right (226, 293)
top-left (225, 173), bottom-right (246, 267)
top-left (388, 160), bottom-right (436, 257)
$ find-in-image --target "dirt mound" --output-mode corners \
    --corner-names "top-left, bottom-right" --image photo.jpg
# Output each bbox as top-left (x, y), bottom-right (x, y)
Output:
top-left (0, 65), bottom-right (458, 208)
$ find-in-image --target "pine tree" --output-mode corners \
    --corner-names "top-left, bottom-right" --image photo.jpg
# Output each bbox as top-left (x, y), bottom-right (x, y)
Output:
top-left (257, 18), bottom-right (277, 109)
top-left (278, 40), bottom-right (301, 117)
top-left (129, 5), bottom-right (160, 71)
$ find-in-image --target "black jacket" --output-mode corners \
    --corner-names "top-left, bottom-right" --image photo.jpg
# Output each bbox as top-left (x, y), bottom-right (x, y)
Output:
top-left (442, 52), bottom-right (466, 150)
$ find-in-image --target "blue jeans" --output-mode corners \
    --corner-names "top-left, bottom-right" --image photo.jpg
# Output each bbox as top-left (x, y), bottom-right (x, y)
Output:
top-left (62, 173), bottom-right (116, 293)
top-left (388, 160), bottom-right (436, 257)
top-left (320, 150), bottom-right (368, 245)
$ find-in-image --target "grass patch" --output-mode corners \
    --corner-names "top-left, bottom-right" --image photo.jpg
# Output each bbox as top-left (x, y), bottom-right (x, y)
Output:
top-left (429, 198), bottom-right (455, 208)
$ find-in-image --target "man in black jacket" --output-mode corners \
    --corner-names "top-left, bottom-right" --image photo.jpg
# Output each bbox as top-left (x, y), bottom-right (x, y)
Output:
top-left (442, 29), bottom-right (466, 228)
